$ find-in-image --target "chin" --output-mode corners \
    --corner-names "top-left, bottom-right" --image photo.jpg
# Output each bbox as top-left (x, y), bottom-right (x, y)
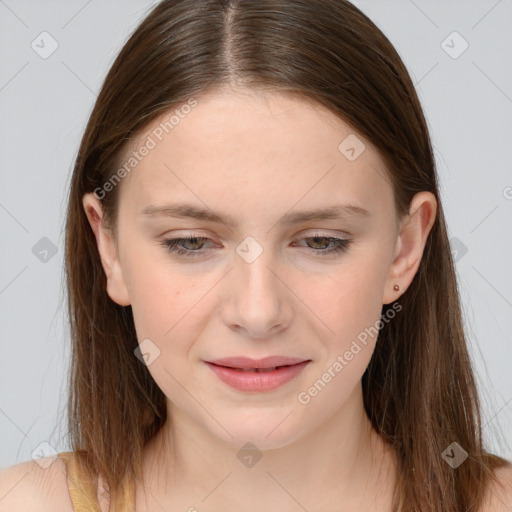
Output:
top-left (207, 409), bottom-right (306, 451)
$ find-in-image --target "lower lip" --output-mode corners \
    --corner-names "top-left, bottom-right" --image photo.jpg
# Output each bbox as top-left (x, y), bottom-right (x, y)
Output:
top-left (205, 361), bottom-right (310, 392)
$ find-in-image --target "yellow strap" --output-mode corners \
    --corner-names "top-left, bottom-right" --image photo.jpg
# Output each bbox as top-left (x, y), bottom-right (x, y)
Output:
top-left (59, 451), bottom-right (135, 512)
top-left (59, 451), bottom-right (103, 512)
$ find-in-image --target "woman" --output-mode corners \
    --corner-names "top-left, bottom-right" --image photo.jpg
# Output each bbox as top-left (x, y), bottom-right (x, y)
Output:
top-left (1, 0), bottom-right (511, 510)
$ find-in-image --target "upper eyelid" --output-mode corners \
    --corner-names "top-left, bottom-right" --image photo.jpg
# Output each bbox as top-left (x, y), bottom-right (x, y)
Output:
top-left (162, 230), bottom-right (352, 241)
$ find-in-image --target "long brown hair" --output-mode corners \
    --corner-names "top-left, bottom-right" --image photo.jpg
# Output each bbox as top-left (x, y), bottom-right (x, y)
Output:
top-left (64, 0), bottom-right (510, 510)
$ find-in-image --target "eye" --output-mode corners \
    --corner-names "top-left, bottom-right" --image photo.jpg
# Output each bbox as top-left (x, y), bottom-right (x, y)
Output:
top-left (160, 233), bottom-right (353, 258)
top-left (292, 233), bottom-right (353, 256)
top-left (160, 235), bottom-right (212, 257)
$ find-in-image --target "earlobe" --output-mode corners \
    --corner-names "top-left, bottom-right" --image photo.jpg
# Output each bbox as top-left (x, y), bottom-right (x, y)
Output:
top-left (82, 193), bottom-right (131, 306)
top-left (382, 191), bottom-right (437, 305)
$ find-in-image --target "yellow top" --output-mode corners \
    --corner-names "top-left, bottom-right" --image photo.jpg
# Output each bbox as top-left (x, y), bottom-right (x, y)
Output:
top-left (59, 451), bottom-right (135, 512)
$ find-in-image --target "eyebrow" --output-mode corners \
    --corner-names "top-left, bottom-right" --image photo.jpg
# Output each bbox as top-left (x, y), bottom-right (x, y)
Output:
top-left (140, 202), bottom-right (370, 227)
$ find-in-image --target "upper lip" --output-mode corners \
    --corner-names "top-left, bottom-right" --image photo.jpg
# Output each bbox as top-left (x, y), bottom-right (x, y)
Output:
top-left (206, 356), bottom-right (310, 370)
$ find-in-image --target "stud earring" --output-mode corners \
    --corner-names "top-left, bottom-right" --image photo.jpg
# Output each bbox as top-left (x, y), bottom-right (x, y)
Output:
top-left (393, 284), bottom-right (400, 291)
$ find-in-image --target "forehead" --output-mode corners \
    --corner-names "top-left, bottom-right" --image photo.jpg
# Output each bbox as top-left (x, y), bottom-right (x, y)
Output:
top-left (116, 87), bottom-right (394, 224)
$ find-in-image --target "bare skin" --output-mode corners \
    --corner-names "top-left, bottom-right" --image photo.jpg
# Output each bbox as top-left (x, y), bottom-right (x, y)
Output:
top-left (80, 85), bottom-right (437, 511)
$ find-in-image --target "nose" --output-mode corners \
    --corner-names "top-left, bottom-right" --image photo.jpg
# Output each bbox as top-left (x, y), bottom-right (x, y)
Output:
top-left (222, 241), bottom-right (294, 339)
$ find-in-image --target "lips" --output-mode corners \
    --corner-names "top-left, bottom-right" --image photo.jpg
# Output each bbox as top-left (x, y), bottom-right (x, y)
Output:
top-left (204, 356), bottom-right (311, 392)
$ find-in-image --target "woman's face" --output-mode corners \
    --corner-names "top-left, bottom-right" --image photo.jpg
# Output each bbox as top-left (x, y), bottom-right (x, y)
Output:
top-left (86, 87), bottom-right (432, 450)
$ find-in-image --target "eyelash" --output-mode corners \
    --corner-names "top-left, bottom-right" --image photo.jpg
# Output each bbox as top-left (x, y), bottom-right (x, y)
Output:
top-left (160, 233), bottom-right (353, 258)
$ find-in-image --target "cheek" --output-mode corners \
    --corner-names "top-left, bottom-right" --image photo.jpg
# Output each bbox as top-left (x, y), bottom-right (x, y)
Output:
top-left (122, 238), bottom-right (204, 332)
top-left (126, 265), bottom-right (212, 401)
top-left (294, 268), bottom-right (386, 413)
top-left (309, 260), bottom-right (387, 350)
top-left (128, 266), bottom-right (206, 344)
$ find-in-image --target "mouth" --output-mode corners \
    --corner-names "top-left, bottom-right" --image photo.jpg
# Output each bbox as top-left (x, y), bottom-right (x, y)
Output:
top-left (212, 365), bottom-right (294, 373)
top-left (206, 355), bottom-right (310, 370)
top-left (204, 357), bottom-right (311, 392)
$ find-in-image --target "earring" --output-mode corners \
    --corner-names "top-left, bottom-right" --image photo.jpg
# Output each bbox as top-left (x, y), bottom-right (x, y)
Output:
top-left (393, 284), bottom-right (400, 291)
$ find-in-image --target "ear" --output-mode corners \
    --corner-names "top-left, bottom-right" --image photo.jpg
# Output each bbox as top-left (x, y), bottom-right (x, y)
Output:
top-left (82, 193), bottom-right (131, 306)
top-left (382, 191), bottom-right (437, 305)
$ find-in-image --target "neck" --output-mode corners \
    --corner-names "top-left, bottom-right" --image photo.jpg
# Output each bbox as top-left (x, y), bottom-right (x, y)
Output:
top-left (138, 384), bottom-right (397, 511)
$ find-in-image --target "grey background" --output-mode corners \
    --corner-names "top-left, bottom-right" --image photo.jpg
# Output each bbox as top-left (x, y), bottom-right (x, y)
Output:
top-left (1, 0), bottom-right (511, 468)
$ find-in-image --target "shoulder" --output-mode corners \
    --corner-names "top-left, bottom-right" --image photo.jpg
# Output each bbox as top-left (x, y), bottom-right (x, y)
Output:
top-left (480, 463), bottom-right (512, 512)
top-left (0, 454), bottom-right (74, 512)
